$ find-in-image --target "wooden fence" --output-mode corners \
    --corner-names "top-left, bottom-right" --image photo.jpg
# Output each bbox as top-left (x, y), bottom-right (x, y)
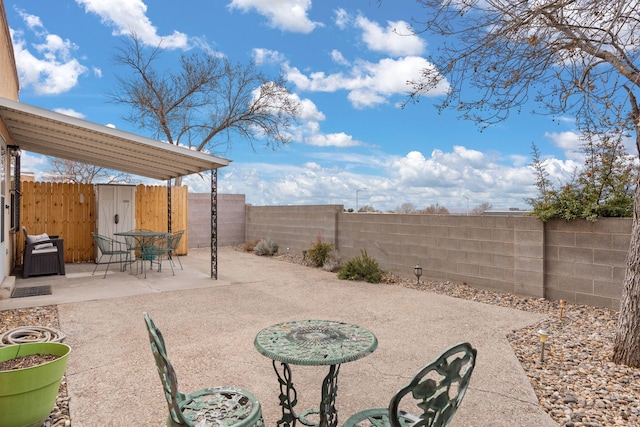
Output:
top-left (17, 182), bottom-right (188, 264)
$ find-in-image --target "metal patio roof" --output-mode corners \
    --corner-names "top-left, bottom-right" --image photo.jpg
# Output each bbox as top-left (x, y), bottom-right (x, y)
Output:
top-left (0, 97), bottom-right (230, 181)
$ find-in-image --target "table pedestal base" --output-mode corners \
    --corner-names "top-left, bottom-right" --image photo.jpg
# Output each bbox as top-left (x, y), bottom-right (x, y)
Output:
top-left (273, 361), bottom-right (341, 427)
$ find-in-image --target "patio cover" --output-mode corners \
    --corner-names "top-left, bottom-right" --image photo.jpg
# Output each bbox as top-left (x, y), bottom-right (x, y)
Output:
top-left (0, 97), bottom-right (230, 180)
top-left (0, 96), bottom-right (229, 278)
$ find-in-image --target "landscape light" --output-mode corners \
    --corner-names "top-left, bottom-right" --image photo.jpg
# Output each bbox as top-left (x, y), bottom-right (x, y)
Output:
top-left (538, 329), bottom-right (550, 363)
top-left (414, 264), bottom-right (422, 284)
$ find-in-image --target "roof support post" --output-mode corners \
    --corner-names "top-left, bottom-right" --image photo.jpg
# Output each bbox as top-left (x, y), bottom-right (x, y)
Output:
top-left (13, 149), bottom-right (20, 231)
top-left (211, 169), bottom-right (218, 279)
top-left (167, 180), bottom-right (172, 233)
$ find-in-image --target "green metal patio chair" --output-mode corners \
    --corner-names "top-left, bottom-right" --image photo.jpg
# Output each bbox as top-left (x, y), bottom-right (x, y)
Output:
top-left (168, 230), bottom-right (185, 270)
top-left (343, 342), bottom-right (477, 427)
top-left (91, 232), bottom-right (131, 278)
top-left (143, 312), bottom-right (265, 427)
top-left (123, 229), bottom-right (153, 274)
top-left (141, 235), bottom-right (173, 278)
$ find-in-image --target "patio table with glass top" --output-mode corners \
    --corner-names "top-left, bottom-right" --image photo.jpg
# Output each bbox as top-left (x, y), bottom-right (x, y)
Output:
top-left (254, 319), bottom-right (378, 427)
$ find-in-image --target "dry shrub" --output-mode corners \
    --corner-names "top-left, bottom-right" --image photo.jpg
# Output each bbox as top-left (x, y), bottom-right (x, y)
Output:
top-left (243, 239), bottom-right (261, 252)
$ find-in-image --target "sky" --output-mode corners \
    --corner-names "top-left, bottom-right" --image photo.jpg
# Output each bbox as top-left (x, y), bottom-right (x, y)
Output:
top-left (5, 0), bottom-right (592, 213)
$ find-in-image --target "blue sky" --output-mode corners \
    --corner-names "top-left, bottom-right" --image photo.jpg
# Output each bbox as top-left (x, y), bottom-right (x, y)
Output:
top-left (5, 0), bottom-right (587, 212)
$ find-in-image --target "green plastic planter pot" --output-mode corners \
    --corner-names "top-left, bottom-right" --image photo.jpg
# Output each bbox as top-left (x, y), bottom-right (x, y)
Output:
top-left (0, 342), bottom-right (71, 427)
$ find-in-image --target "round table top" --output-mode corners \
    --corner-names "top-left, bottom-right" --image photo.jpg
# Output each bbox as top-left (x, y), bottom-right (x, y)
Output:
top-left (254, 319), bottom-right (378, 366)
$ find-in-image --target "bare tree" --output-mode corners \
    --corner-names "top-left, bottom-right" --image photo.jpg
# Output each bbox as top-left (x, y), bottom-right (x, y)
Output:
top-left (396, 202), bottom-right (416, 213)
top-left (404, 0), bottom-right (640, 366)
top-left (418, 203), bottom-right (450, 215)
top-left (110, 35), bottom-right (301, 184)
top-left (358, 205), bottom-right (378, 212)
top-left (471, 202), bottom-right (492, 215)
top-left (46, 158), bottom-right (133, 184)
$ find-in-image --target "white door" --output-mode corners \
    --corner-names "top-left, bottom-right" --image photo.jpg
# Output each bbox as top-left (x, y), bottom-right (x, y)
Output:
top-left (96, 185), bottom-right (135, 261)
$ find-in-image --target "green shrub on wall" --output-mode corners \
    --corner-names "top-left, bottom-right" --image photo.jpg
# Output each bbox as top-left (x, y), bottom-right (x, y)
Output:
top-left (338, 250), bottom-right (384, 283)
top-left (304, 238), bottom-right (335, 267)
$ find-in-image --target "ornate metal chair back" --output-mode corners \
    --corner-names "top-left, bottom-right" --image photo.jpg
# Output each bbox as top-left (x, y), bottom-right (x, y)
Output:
top-left (388, 342), bottom-right (477, 427)
top-left (143, 312), bottom-right (187, 425)
top-left (143, 313), bottom-right (266, 427)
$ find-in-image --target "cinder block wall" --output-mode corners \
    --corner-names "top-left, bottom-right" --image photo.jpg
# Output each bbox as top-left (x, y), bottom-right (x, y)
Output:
top-left (193, 196), bottom-right (632, 309)
top-left (544, 218), bottom-right (630, 309)
top-left (245, 205), bottom-right (342, 254)
top-left (338, 213), bottom-right (545, 298)
top-left (188, 194), bottom-right (246, 247)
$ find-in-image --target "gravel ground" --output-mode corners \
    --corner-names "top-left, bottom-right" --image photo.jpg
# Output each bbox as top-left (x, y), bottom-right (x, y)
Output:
top-left (1, 252), bottom-right (639, 427)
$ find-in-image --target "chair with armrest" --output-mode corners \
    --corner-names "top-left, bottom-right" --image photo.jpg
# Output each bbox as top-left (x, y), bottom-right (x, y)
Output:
top-left (143, 312), bottom-right (265, 427)
top-left (22, 226), bottom-right (65, 279)
top-left (168, 230), bottom-right (185, 270)
top-left (91, 232), bottom-right (131, 278)
top-left (141, 235), bottom-right (173, 278)
top-left (123, 229), bottom-right (153, 274)
top-left (342, 342), bottom-right (477, 427)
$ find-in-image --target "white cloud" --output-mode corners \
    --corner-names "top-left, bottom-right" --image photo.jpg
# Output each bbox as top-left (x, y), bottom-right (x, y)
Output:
top-left (200, 142), bottom-right (581, 211)
top-left (75, 0), bottom-right (188, 48)
top-left (386, 146), bottom-right (579, 207)
top-left (228, 0), bottom-right (319, 34)
top-left (544, 131), bottom-right (582, 161)
top-left (20, 152), bottom-right (51, 175)
top-left (355, 16), bottom-right (426, 57)
top-left (10, 27), bottom-right (88, 95)
top-left (286, 56), bottom-right (448, 108)
top-left (334, 8), bottom-right (349, 29)
top-left (306, 132), bottom-right (361, 147)
top-left (252, 48), bottom-right (286, 65)
top-left (330, 49), bottom-right (349, 66)
top-left (53, 108), bottom-right (86, 119)
top-left (286, 95), bottom-right (363, 148)
top-left (16, 10), bottom-right (44, 32)
top-left (298, 98), bottom-right (325, 122)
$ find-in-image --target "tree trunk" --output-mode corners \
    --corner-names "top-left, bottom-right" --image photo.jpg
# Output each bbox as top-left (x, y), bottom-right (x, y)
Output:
top-left (612, 168), bottom-right (640, 367)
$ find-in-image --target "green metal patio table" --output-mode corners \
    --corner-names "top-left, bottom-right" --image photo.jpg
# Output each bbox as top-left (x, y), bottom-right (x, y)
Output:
top-left (113, 230), bottom-right (170, 274)
top-left (254, 319), bottom-right (378, 427)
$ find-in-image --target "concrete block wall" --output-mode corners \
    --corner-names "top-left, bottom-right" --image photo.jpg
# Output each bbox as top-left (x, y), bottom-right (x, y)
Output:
top-left (338, 213), bottom-right (545, 298)
top-left (190, 196), bottom-right (632, 309)
top-left (544, 218), bottom-right (631, 309)
top-left (244, 205), bottom-right (342, 254)
top-left (188, 193), bottom-right (246, 247)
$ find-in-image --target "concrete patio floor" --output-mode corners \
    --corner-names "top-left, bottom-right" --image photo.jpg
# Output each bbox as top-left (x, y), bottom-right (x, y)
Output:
top-left (0, 247), bottom-right (558, 426)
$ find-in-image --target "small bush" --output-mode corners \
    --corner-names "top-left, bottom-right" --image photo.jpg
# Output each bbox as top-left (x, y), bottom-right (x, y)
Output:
top-left (338, 250), bottom-right (384, 283)
top-left (304, 239), bottom-right (335, 267)
top-left (243, 239), bottom-right (261, 252)
top-left (253, 238), bottom-right (279, 256)
top-left (321, 250), bottom-right (341, 272)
